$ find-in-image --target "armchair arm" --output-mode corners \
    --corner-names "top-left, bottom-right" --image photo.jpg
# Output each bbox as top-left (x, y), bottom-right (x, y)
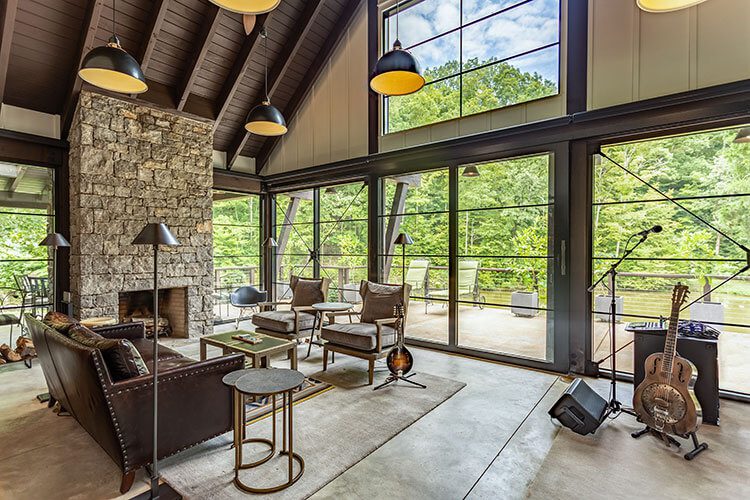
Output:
top-left (259, 300), bottom-right (292, 312)
top-left (373, 317), bottom-right (400, 352)
top-left (93, 321), bottom-right (146, 341)
top-left (325, 310), bottom-right (360, 324)
top-left (292, 306), bottom-right (317, 334)
top-left (106, 353), bottom-right (244, 471)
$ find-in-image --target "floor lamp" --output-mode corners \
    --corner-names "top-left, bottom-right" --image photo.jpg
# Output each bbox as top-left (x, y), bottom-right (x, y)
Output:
top-left (38, 232), bottom-right (70, 315)
top-left (394, 232), bottom-right (413, 287)
top-left (263, 236), bottom-right (278, 300)
top-left (132, 223), bottom-right (180, 500)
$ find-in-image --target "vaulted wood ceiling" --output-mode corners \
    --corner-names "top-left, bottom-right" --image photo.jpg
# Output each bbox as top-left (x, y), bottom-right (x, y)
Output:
top-left (0, 0), bottom-right (362, 171)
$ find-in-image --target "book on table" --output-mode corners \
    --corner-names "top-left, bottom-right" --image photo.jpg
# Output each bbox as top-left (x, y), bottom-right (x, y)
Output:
top-left (232, 333), bottom-right (263, 345)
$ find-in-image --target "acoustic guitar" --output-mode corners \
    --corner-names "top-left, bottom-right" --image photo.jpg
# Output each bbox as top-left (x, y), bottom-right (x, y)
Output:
top-left (633, 283), bottom-right (701, 437)
top-left (386, 303), bottom-right (413, 376)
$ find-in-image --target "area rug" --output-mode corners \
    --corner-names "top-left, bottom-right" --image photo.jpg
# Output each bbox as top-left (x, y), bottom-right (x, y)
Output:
top-left (245, 376), bottom-right (333, 424)
top-left (160, 367), bottom-right (465, 499)
top-left (526, 398), bottom-right (750, 499)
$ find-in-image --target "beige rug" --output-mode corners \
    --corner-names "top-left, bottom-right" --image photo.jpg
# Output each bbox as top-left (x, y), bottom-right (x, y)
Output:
top-left (160, 367), bottom-right (464, 499)
top-left (527, 398), bottom-right (750, 499)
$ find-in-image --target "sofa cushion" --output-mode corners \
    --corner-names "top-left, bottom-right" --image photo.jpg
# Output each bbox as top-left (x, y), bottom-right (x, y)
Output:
top-left (252, 310), bottom-right (315, 333)
top-left (69, 325), bottom-right (149, 381)
top-left (321, 322), bottom-right (396, 351)
top-left (290, 276), bottom-right (326, 307)
top-left (359, 281), bottom-right (405, 324)
top-left (43, 311), bottom-right (79, 334)
top-left (130, 338), bottom-right (183, 365)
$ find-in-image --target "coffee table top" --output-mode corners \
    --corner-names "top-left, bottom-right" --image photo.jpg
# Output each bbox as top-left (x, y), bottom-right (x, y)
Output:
top-left (225, 368), bottom-right (305, 396)
top-left (201, 330), bottom-right (293, 355)
top-left (312, 302), bottom-right (354, 312)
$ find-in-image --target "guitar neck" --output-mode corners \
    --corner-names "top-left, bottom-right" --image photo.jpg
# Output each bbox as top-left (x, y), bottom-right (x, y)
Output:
top-left (662, 307), bottom-right (680, 374)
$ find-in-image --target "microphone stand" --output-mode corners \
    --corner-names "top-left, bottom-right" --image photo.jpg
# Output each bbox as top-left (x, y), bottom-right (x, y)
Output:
top-left (588, 233), bottom-right (651, 417)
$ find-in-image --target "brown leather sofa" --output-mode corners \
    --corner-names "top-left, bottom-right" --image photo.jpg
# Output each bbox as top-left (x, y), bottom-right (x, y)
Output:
top-left (26, 314), bottom-right (244, 494)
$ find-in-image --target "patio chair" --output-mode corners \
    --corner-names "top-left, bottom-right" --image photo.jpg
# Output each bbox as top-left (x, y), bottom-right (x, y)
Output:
top-left (0, 287), bottom-right (26, 345)
top-left (17, 275), bottom-right (50, 318)
top-left (229, 286), bottom-right (268, 329)
top-left (427, 260), bottom-right (486, 309)
top-left (321, 281), bottom-right (411, 385)
top-left (251, 276), bottom-right (330, 344)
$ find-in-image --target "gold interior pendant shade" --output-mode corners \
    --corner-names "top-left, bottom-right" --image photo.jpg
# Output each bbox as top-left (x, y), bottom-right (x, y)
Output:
top-left (209, 0), bottom-right (281, 14)
top-left (636, 0), bottom-right (708, 12)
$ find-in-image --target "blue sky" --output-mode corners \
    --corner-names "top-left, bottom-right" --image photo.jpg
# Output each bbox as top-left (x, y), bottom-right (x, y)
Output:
top-left (387, 0), bottom-right (560, 82)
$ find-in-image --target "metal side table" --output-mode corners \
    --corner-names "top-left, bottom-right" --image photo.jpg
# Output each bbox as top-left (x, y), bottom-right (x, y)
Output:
top-left (223, 368), bottom-right (306, 493)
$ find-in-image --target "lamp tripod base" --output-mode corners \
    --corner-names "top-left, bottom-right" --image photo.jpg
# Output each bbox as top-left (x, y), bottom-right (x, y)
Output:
top-left (131, 481), bottom-right (182, 500)
top-left (373, 372), bottom-right (427, 391)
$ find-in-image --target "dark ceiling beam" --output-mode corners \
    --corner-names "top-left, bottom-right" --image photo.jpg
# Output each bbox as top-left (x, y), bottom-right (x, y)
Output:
top-left (136, 0), bottom-right (170, 73)
top-left (213, 12), bottom-right (270, 134)
top-left (225, 0), bottom-right (327, 170)
top-left (61, 0), bottom-right (106, 138)
top-left (175, 4), bottom-right (222, 111)
top-left (0, 0), bottom-right (19, 103)
top-left (253, 0), bottom-right (362, 174)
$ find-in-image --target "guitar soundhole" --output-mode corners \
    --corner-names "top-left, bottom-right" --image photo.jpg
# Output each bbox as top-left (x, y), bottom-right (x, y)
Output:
top-left (642, 383), bottom-right (688, 424)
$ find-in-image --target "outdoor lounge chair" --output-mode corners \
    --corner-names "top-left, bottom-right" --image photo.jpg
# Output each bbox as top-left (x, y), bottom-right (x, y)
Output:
top-left (428, 260), bottom-right (486, 308)
top-left (404, 259), bottom-right (429, 313)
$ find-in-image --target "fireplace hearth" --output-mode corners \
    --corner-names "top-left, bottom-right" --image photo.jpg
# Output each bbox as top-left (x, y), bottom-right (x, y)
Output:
top-left (118, 288), bottom-right (188, 338)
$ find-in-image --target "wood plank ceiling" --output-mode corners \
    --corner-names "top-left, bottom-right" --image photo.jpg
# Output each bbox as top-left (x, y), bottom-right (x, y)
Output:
top-left (0, 0), bottom-right (361, 172)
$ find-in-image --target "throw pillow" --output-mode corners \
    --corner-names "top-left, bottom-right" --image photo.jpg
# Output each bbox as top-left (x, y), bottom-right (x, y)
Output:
top-left (290, 276), bottom-right (326, 306)
top-left (43, 311), bottom-right (79, 334)
top-left (359, 281), bottom-right (406, 323)
top-left (69, 325), bottom-right (149, 381)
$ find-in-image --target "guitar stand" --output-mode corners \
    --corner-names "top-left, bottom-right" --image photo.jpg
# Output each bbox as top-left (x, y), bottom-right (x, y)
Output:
top-left (631, 426), bottom-right (708, 460)
top-left (373, 372), bottom-right (427, 391)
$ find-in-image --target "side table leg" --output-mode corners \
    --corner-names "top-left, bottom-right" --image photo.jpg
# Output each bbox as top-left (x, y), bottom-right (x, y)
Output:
top-left (200, 341), bottom-right (207, 360)
top-left (291, 346), bottom-right (298, 370)
top-left (234, 389), bottom-right (242, 475)
top-left (288, 389), bottom-right (294, 483)
top-left (282, 391), bottom-right (287, 452)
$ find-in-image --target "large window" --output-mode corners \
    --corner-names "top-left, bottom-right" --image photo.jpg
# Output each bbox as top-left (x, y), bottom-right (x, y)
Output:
top-left (383, 0), bottom-right (561, 133)
top-left (0, 163), bottom-right (55, 336)
top-left (457, 154), bottom-right (554, 361)
top-left (212, 190), bottom-right (262, 323)
top-left (592, 126), bottom-right (750, 395)
top-left (274, 182), bottom-right (369, 302)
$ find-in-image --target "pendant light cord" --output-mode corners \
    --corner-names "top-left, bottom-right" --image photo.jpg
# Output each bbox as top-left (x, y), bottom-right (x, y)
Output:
top-left (263, 28), bottom-right (269, 102)
top-left (395, 1), bottom-right (400, 44)
top-left (113, 0), bottom-right (117, 38)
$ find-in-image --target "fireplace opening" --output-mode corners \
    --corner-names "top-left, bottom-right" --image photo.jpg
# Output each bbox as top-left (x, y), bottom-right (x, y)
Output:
top-left (118, 287), bottom-right (188, 338)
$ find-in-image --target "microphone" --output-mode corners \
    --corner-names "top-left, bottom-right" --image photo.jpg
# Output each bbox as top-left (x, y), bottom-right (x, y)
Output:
top-left (635, 225), bottom-right (662, 237)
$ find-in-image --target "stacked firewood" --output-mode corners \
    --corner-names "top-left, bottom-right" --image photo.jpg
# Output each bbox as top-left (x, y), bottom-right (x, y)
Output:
top-left (0, 337), bottom-right (36, 364)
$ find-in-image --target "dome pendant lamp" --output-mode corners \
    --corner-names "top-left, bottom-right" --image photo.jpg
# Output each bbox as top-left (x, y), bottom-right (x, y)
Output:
top-left (78, 0), bottom-right (147, 94)
top-left (245, 29), bottom-right (287, 137)
top-left (636, 0), bottom-right (709, 12)
top-left (209, 0), bottom-right (281, 15)
top-left (370, 1), bottom-right (424, 96)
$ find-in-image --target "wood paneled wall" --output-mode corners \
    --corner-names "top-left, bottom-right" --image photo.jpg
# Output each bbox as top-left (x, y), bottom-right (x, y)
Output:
top-left (588, 0), bottom-right (750, 109)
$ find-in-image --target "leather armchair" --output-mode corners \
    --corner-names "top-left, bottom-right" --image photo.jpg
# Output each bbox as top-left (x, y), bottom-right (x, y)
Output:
top-left (321, 281), bottom-right (410, 385)
top-left (26, 314), bottom-right (244, 494)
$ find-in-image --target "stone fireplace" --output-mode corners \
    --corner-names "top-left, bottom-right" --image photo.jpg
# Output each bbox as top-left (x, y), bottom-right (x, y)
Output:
top-left (118, 288), bottom-right (188, 338)
top-left (67, 90), bottom-right (214, 337)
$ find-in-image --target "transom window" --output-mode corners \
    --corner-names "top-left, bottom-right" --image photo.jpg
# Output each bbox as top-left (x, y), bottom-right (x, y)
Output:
top-left (383, 0), bottom-right (561, 134)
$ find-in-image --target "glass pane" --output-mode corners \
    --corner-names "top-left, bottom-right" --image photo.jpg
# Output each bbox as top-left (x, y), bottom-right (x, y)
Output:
top-left (462, 0), bottom-right (530, 25)
top-left (458, 304), bottom-right (551, 360)
top-left (458, 154), bottom-right (551, 210)
top-left (385, 0), bottom-right (460, 48)
top-left (462, 0), bottom-right (560, 68)
top-left (386, 76), bottom-right (460, 133)
top-left (320, 254), bottom-right (368, 302)
top-left (381, 213), bottom-right (450, 256)
top-left (408, 31), bottom-right (460, 83)
top-left (458, 206), bottom-right (552, 256)
top-left (383, 169), bottom-right (449, 214)
top-left (452, 257), bottom-right (551, 308)
top-left (462, 45), bottom-right (559, 116)
top-left (0, 164), bottom-right (55, 319)
top-left (319, 182), bottom-right (368, 222)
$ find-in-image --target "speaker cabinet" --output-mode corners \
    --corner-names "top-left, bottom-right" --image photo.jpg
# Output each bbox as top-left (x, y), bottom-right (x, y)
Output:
top-left (549, 378), bottom-right (608, 435)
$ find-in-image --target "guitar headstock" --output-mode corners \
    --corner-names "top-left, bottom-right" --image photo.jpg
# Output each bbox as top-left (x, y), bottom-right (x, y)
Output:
top-left (671, 283), bottom-right (690, 308)
top-left (393, 302), bottom-right (405, 318)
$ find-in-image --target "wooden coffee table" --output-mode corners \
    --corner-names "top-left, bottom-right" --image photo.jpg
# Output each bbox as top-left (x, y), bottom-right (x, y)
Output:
top-left (200, 330), bottom-right (297, 370)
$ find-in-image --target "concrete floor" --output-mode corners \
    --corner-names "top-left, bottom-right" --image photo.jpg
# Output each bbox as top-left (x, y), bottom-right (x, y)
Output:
top-left (1, 320), bottom-right (749, 499)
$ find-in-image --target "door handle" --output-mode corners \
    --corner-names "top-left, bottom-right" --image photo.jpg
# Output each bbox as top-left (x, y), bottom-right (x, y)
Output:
top-left (561, 239), bottom-right (567, 276)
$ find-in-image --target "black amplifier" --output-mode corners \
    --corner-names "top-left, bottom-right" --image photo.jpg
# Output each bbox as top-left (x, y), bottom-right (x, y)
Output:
top-left (628, 325), bottom-right (720, 425)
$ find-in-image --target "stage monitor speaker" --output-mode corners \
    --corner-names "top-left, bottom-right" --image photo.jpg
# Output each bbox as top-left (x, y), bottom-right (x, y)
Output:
top-left (548, 378), bottom-right (608, 435)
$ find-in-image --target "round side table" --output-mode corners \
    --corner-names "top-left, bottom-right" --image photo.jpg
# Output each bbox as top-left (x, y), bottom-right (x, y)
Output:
top-left (222, 368), bottom-right (306, 493)
top-left (307, 302), bottom-right (355, 359)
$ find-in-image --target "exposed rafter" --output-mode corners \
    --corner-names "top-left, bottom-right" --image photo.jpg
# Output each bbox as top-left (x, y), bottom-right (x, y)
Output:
top-left (213, 12), bottom-right (270, 133)
top-left (61, 0), bottom-right (106, 138)
top-left (0, 0), bottom-right (18, 103)
top-left (225, 0), bottom-right (327, 170)
top-left (136, 0), bottom-right (170, 73)
top-left (254, 0), bottom-right (362, 174)
top-left (175, 4), bottom-right (222, 111)
top-left (8, 165), bottom-right (27, 192)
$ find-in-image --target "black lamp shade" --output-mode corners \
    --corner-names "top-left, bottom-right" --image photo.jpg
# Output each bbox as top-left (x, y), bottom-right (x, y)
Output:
top-left (263, 237), bottom-right (278, 248)
top-left (132, 223), bottom-right (180, 246)
top-left (78, 36), bottom-right (148, 94)
top-left (245, 101), bottom-right (287, 136)
top-left (394, 232), bottom-right (414, 246)
top-left (734, 128), bottom-right (750, 143)
top-left (39, 233), bottom-right (71, 248)
top-left (370, 44), bottom-right (425, 96)
top-left (462, 165), bottom-right (480, 177)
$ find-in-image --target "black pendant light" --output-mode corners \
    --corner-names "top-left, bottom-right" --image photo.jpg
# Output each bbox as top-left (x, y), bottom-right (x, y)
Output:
top-left (370, 1), bottom-right (425, 96)
top-left (78, 0), bottom-right (147, 94)
top-left (462, 165), bottom-right (480, 177)
top-left (245, 29), bottom-right (287, 136)
top-left (209, 0), bottom-right (281, 15)
top-left (733, 128), bottom-right (750, 143)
